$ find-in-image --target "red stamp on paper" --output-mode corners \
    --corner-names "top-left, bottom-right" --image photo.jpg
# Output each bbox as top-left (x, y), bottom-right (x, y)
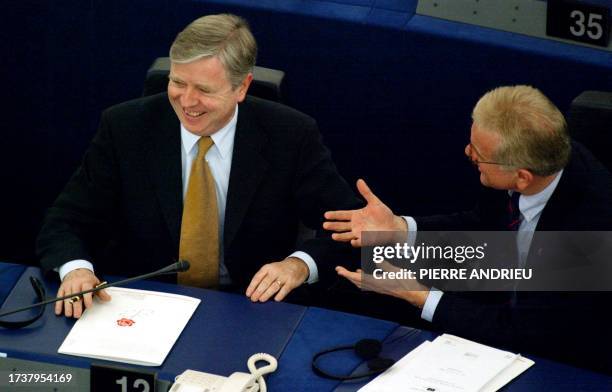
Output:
top-left (116, 318), bottom-right (135, 327)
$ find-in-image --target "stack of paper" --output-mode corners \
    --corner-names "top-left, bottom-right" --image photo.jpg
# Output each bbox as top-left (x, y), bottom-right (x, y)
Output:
top-left (360, 334), bottom-right (534, 392)
top-left (58, 287), bottom-right (200, 366)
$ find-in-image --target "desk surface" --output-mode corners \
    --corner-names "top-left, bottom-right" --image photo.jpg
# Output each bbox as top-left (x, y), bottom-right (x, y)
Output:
top-left (0, 262), bottom-right (25, 305)
top-left (1, 263), bottom-right (610, 391)
top-left (0, 265), bottom-right (398, 391)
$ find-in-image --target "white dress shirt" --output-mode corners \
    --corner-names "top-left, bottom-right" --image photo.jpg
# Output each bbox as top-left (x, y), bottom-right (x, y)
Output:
top-left (413, 170), bottom-right (563, 322)
top-left (59, 105), bottom-right (319, 284)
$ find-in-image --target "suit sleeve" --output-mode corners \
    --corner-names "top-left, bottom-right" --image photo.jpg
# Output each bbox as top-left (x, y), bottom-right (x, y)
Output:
top-left (289, 116), bottom-right (363, 283)
top-left (415, 187), bottom-right (505, 230)
top-left (36, 110), bottom-right (120, 274)
top-left (415, 210), bottom-right (483, 231)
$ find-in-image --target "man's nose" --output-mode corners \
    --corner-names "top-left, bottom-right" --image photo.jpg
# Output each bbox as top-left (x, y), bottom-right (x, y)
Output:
top-left (464, 144), bottom-right (471, 157)
top-left (181, 87), bottom-right (198, 107)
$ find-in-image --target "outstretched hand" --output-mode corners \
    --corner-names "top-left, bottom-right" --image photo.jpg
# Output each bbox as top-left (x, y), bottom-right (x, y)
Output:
top-left (335, 264), bottom-right (429, 308)
top-left (323, 179), bottom-right (407, 247)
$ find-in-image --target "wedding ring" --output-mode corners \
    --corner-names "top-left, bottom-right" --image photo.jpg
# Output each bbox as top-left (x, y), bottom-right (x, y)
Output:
top-left (275, 280), bottom-right (283, 287)
top-left (67, 295), bottom-right (82, 304)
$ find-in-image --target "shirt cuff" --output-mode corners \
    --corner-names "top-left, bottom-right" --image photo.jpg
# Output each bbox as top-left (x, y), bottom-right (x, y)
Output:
top-left (421, 287), bottom-right (444, 322)
top-left (289, 251), bottom-right (318, 284)
top-left (402, 216), bottom-right (417, 246)
top-left (57, 260), bottom-right (94, 281)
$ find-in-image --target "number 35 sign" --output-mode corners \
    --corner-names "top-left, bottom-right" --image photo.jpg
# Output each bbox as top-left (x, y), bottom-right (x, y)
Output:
top-left (547, 0), bottom-right (610, 47)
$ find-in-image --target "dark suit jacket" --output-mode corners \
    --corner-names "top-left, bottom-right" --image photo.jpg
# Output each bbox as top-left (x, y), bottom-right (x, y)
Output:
top-left (416, 142), bottom-right (612, 374)
top-left (37, 93), bottom-right (360, 289)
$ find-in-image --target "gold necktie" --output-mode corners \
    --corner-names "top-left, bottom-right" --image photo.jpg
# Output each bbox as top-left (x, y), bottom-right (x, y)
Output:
top-left (178, 136), bottom-right (219, 288)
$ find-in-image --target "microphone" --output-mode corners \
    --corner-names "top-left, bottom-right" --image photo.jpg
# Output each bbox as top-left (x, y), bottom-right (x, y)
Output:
top-left (0, 260), bottom-right (191, 319)
top-left (94, 260), bottom-right (191, 289)
top-left (171, 260), bottom-right (191, 273)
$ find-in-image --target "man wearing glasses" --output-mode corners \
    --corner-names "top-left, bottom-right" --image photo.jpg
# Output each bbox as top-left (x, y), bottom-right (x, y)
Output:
top-left (323, 85), bottom-right (612, 373)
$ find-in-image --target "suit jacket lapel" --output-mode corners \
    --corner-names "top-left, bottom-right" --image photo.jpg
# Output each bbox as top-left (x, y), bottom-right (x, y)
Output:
top-left (224, 100), bottom-right (269, 249)
top-left (145, 98), bottom-right (183, 248)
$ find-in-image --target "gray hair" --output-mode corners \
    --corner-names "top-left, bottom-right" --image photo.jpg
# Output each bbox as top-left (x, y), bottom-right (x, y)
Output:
top-left (170, 13), bottom-right (257, 88)
top-left (472, 85), bottom-right (571, 176)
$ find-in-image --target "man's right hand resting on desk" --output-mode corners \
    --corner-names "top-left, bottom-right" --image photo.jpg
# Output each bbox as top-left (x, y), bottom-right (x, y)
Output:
top-left (56, 268), bottom-right (111, 318)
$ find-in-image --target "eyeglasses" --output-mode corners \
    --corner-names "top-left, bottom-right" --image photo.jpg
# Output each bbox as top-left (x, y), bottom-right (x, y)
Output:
top-left (466, 143), bottom-right (512, 167)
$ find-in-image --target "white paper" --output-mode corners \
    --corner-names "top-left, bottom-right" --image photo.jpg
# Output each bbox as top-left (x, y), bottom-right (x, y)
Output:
top-left (360, 334), bottom-right (533, 392)
top-left (58, 287), bottom-right (200, 366)
top-left (359, 341), bottom-right (431, 392)
top-left (480, 355), bottom-right (534, 392)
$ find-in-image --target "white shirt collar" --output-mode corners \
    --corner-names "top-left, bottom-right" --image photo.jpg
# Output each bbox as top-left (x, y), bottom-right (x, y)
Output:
top-left (511, 169), bottom-right (564, 223)
top-left (180, 105), bottom-right (238, 159)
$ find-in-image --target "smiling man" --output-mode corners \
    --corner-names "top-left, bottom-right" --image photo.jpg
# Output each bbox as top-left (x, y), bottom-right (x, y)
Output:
top-left (37, 14), bottom-right (358, 318)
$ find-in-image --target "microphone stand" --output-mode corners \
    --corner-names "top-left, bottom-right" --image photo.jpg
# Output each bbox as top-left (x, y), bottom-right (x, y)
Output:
top-left (0, 261), bottom-right (190, 318)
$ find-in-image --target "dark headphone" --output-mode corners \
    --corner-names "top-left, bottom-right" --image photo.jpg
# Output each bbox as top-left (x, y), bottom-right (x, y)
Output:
top-left (312, 339), bottom-right (395, 380)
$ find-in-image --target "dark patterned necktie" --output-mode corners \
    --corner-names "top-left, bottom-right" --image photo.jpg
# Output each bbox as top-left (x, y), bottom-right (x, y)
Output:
top-left (506, 191), bottom-right (521, 231)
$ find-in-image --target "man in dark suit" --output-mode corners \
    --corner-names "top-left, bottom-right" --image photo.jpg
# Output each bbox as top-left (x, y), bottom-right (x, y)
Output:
top-left (324, 85), bottom-right (612, 373)
top-left (37, 14), bottom-right (358, 318)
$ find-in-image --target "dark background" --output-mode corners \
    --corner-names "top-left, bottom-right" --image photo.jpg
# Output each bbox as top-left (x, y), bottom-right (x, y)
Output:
top-left (1, 0), bottom-right (611, 263)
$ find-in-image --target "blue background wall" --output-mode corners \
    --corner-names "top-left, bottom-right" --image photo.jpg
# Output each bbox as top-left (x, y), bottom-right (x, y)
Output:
top-left (1, 0), bottom-right (611, 262)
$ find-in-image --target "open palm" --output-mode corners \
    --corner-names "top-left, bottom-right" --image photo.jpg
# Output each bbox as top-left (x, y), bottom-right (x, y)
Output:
top-left (324, 179), bottom-right (405, 247)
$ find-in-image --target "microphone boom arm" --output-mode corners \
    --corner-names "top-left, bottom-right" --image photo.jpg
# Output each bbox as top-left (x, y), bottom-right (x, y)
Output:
top-left (0, 260), bottom-right (190, 318)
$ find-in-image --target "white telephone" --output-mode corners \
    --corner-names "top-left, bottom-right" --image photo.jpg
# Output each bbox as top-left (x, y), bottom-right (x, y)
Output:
top-left (168, 353), bottom-right (278, 392)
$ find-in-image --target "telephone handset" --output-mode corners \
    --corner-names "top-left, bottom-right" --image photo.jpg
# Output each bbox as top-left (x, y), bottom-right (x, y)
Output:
top-left (169, 353), bottom-right (278, 392)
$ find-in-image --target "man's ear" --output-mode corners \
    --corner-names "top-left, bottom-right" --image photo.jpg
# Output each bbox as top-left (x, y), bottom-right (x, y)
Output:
top-left (515, 169), bottom-right (534, 192)
top-left (236, 73), bottom-right (253, 102)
